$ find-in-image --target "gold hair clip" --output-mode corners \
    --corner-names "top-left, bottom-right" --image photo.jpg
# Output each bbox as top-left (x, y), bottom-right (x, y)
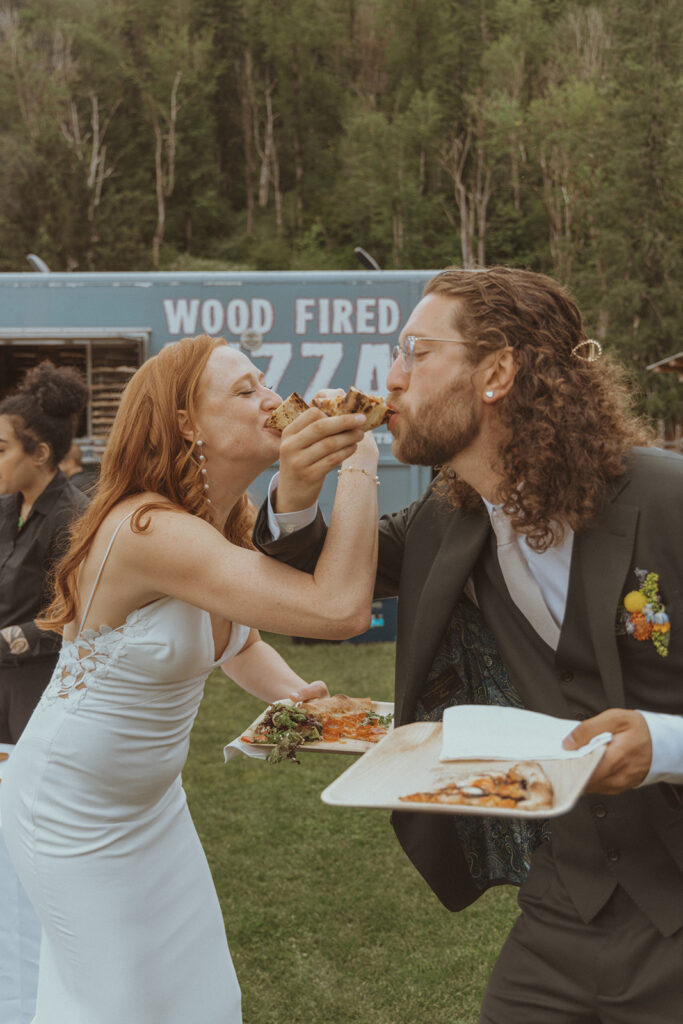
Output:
top-left (571, 339), bottom-right (602, 362)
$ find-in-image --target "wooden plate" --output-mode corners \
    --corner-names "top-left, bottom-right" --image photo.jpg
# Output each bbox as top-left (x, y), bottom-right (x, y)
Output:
top-left (321, 721), bottom-right (607, 818)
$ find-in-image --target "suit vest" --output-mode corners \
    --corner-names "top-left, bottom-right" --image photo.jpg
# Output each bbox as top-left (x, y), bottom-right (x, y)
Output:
top-left (467, 528), bottom-right (683, 936)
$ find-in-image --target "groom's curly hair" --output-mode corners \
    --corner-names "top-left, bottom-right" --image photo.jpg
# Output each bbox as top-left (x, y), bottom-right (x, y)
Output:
top-left (427, 266), bottom-right (653, 551)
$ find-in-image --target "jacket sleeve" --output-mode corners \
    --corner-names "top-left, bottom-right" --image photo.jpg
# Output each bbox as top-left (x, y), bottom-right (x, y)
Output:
top-left (253, 491), bottom-right (431, 600)
top-left (252, 502), bottom-right (327, 573)
top-left (0, 620), bottom-right (61, 661)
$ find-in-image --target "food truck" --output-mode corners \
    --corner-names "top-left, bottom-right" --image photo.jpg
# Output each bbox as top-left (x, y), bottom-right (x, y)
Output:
top-left (0, 269), bottom-right (436, 639)
top-left (0, 269), bottom-right (435, 515)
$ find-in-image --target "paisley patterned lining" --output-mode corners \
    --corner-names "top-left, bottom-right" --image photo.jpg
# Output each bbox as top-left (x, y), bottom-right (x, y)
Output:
top-left (415, 596), bottom-right (551, 890)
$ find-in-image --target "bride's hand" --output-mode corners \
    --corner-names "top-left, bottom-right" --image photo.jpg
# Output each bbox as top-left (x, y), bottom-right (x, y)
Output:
top-left (290, 680), bottom-right (329, 702)
top-left (339, 429), bottom-right (379, 476)
top-left (275, 408), bottom-right (367, 514)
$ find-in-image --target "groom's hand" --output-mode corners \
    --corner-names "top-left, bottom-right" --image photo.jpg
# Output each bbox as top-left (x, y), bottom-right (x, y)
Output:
top-left (562, 708), bottom-right (652, 794)
top-left (275, 407), bottom-right (366, 513)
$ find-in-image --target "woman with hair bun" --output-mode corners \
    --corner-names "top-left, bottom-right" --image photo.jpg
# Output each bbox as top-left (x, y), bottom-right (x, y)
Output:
top-left (0, 360), bottom-right (89, 740)
top-left (0, 335), bottom-right (379, 1023)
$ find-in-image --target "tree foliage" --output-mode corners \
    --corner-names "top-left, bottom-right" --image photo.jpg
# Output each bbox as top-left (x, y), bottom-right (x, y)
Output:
top-left (0, 0), bottom-right (680, 420)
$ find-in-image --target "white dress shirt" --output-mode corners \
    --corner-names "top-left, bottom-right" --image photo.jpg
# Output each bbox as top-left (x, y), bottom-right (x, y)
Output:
top-left (267, 476), bottom-right (683, 785)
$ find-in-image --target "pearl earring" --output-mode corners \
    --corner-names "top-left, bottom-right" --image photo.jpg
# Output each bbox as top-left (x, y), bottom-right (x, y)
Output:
top-left (195, 438), bottom-right (211, 505)
top-left (485, 389), bottom-right (495, 399)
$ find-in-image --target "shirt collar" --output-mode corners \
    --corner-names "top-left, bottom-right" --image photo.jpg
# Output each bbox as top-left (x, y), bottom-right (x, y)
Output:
top-left (480, 495), bottom-right (574, 552)
top-left (480, 495), bottom-right (501, 523)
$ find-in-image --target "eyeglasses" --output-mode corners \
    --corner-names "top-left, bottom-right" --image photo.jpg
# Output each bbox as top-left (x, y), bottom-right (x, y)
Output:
top-left (391, 334), bottom-right (478, 373)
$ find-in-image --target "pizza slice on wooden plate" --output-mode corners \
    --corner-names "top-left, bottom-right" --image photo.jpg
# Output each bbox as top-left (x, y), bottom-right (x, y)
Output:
top-left (399, 761), bottom-right (554, 811)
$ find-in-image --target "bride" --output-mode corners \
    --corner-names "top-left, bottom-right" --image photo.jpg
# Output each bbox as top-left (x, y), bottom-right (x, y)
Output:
top-left (0, 334), bottom-right (379, 1024)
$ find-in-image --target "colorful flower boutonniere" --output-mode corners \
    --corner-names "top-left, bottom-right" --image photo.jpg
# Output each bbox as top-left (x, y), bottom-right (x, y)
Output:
top-left (621, 569), bottom-right (670, 657)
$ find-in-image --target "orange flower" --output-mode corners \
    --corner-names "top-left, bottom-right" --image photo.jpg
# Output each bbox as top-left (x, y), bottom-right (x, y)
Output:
top-left (631, 612), bottom-right (653, 641)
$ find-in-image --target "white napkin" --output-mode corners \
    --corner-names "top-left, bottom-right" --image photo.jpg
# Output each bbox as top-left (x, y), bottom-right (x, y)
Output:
top-left (223, 737), bottom-right (269, 762)
top-left (440, 705), bottom-right (612, 762)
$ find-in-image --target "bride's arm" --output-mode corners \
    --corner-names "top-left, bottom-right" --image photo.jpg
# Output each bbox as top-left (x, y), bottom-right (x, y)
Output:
top-left (119, 430), bottom-right (379, 640)
top-left (221, 628), bottom-right (328, 704)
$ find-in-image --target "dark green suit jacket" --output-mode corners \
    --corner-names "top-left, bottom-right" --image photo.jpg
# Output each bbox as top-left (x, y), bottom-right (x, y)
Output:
top-left (254, 447), bottom-right (683, 915)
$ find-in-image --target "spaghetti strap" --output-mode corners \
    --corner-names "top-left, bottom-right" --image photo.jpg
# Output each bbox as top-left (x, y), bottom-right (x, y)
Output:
top-left (78, 511), bottom-right (136, 633)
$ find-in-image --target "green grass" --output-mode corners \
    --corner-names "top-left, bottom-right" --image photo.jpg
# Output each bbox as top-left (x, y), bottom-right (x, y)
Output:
top-left (184, 635), bottom-right (518, 1024)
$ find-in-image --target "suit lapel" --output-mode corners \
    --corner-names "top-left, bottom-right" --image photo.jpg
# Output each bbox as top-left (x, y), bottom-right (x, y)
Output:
top-left (396, 507), bottom-right (490, 723)
top-left (574, 495), bottom-right (639, 707)
top-left (396, 475), bottom-right (639, 721)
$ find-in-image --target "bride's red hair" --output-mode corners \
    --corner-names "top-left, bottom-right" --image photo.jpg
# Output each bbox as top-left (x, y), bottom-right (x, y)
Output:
top-left (40, 335), bottom-right (257, 633)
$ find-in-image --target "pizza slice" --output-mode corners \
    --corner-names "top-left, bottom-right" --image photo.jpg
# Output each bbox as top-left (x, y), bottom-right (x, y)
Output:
top-left (264, 391), bottom-right (309, 430)
top-left (399, 761), bottom-right (554, 812)
top-left (312, 386), bottom-right (392, 430)
top-left (298, 694), bottom-right (387, 742)
top-left (264, 388), bottom-right (392, 432)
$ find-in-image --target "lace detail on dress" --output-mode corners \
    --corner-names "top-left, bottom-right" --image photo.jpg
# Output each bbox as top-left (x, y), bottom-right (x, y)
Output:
top-left (39, 617), bottom-right (148, 711)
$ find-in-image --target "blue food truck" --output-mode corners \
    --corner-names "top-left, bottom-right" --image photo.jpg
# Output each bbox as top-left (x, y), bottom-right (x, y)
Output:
top-left (0, 269), bottom-right (436, 639)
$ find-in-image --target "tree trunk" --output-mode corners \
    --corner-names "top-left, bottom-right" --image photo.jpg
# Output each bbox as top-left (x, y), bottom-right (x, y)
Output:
top-left (151, 70), bottom-right (182, 270)
top-left (539, 143), bottom-right (574, 284)
top-left (240, 51), bottom-right (255, 236)
top-left (84, 93), bottom-right (119, 266)
top-left (475, 138), bottom-right (491, 267)
top-left (392, 209), bottom-right (404, 267)
top-left (440, 130), bottom-right (476, 268)
top-left (257, 80), bottom-right (275, 209)
top-left (291, 56), bottom-right (305, 230)
top-left (152, 117), bottom-right (164, 270)
top-left (272, 128), bottom-right (283, 235)
top-left (510, 139), bottom-right (523, 213)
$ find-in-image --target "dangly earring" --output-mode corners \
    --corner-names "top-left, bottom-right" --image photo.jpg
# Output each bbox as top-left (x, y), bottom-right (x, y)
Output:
top-left (195, 438), bottom-right (212, 506)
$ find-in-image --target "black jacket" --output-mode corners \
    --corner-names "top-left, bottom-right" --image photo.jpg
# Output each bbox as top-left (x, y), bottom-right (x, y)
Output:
top-left (0, 471), bottom-right (88, 666)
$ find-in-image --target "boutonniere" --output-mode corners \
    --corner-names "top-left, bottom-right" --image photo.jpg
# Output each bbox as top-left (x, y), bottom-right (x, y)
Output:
top-left (620, 569), bottom-right (670, 657)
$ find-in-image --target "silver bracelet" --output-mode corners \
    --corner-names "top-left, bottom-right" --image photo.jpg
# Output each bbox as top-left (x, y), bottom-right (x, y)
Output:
top-left (337, 467), bottom-right (380, 486)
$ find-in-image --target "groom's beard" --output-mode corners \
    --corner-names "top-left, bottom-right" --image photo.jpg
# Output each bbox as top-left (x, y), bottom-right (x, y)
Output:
top-left (391, 379), bottom-right (482, 466)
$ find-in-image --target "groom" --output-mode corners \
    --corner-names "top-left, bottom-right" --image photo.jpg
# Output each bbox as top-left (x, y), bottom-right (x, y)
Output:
top-left (253, 266), bottom-right (683, 1023)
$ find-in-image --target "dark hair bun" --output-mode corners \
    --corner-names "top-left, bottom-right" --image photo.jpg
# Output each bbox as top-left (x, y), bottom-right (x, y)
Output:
top-left (18, 361), bottom-right (88, 419)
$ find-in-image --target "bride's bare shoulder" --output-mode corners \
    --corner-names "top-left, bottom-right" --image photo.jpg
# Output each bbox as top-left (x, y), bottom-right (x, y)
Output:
top-left (107, 493), bottom-right (184, 521)
top-left (96, 494), bottom-right (198, 546)
top-left (78, 496), bottom-right (209, 601)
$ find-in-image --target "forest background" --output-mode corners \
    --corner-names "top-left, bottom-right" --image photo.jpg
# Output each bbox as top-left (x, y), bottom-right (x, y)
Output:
top-left (0, 0), bottom-right (680, 425)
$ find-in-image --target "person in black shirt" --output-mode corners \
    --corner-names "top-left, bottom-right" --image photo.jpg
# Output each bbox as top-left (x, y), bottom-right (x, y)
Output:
top-left (0, 361), bottom-right (89, 741)
top-left (59, 441), bottom-right (100, 494)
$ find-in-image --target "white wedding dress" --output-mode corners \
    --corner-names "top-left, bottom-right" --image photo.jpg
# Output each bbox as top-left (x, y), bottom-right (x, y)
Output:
top-left (1, 511), bottom-right (247, 1023)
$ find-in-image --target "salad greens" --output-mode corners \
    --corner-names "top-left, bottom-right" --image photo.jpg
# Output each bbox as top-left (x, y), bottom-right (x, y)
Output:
top-left (362, 710), bottom-right (394, 728)
top-left (255, 703), bottom-right (324, 764)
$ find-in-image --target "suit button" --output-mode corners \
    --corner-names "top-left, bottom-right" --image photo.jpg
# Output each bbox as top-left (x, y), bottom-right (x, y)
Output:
top-left (593, 803), bottom-right (607, 820)
top-left (606, 847), bottom-right (620, 863)
top-left (560, 671), bottom-right (574, 682)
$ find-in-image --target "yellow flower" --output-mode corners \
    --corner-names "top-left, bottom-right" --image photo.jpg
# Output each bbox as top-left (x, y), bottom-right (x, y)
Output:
top-left (624, 590), bottom-right (647, 613)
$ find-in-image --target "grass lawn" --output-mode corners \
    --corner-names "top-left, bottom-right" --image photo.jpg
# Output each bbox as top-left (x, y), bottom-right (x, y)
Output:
top-left (184, 635), bottom-right (519, 1024)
